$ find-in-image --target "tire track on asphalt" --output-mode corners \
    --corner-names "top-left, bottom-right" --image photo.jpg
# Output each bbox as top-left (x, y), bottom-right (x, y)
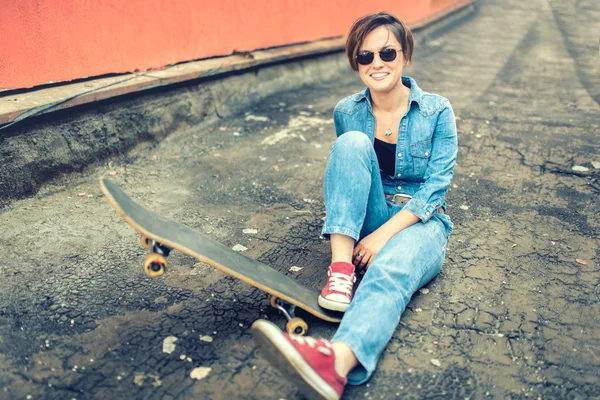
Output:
top-left (548, 0), bottom-right (600, 106)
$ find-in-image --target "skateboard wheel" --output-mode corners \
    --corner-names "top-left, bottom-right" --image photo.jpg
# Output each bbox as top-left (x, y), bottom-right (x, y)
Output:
top-left (268, 295), bottom-right (280, 309)
top-left (286, 317), bottom-right (308, 336)
top-left (140, 234), bottom-right (150, 249)
top-left (143, 253), bottom-right (167, 277)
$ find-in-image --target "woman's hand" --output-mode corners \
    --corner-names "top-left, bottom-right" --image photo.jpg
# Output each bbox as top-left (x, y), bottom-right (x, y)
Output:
top-left (352, 230), bottom-right (391, 270)
top-left (352, 209), bottom-right (420, 270)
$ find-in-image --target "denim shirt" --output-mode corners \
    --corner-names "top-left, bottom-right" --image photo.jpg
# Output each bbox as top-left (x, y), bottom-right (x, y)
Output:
top-left (333, 76), bottom-right (457, 223)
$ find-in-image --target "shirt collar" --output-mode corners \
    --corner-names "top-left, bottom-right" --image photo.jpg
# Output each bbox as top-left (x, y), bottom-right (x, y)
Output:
top-left (352, 76), bottom-right (424, 110)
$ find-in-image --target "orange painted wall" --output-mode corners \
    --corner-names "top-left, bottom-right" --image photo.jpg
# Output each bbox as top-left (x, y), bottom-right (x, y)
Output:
top-left (0, 0), bottom-right (467, 90)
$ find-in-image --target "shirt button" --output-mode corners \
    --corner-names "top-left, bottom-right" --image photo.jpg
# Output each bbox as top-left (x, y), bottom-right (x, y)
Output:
top-left (425, 212), bottom-right (430, 216)
top-left (398, 153), bottom-right (403, 158)
top-left (425, 152), bottom-right (429, 156)
top-left (397, 174), bottom-right (402, 177)
top-left (397, 186), bottom-right (401, 190)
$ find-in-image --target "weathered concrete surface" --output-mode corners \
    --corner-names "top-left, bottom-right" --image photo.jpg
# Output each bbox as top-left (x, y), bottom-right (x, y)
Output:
top-left (1, 0), bottom-right (599, 399)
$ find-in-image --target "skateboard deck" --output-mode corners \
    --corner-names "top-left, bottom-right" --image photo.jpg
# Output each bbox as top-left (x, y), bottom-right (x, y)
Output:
top-left (99, 177), bottom-right (342, 334)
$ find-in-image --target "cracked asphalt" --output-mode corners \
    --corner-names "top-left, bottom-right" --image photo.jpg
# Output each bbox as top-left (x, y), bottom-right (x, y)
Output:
top-left (1, 0), bottom-right (599, 398)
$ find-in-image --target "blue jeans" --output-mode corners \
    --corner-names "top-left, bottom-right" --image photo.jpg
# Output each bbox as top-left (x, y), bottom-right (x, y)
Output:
top-left (321, 131), bottom-right (453, 385)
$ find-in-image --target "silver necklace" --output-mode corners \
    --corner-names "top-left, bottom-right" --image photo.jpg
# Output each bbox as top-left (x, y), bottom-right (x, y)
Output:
top-left (383, 107), bottom-right (402, 136)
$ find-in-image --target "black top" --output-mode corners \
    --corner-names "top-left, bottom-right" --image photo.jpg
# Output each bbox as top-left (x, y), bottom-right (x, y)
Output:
top-left (374, 138), bottom-right (396, 176)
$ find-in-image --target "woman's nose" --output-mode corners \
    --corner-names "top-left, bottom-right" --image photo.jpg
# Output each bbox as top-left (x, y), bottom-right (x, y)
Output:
top-left (372, 53), bottom-right (385, 67)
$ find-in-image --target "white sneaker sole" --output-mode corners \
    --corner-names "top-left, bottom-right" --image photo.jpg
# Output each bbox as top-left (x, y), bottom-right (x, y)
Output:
top-left (251, 320), bottom-right (341, 400)
top-left (318, 295), bottom-right (350, 312)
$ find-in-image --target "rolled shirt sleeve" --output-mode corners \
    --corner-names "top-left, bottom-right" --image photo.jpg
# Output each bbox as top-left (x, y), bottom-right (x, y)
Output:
top-left (403, 102), bottom-right (458, 223)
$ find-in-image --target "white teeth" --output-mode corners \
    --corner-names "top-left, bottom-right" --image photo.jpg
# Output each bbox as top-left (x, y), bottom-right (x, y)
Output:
top-left (371, 73), bottom-right (388, 78)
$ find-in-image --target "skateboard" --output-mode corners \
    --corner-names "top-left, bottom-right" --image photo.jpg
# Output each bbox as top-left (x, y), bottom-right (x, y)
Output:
top-left (99, 177), bottom-right (342, 335)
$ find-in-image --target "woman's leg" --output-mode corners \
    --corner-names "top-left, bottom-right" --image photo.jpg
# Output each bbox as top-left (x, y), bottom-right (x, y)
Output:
top-left (319, 131), bottom-right (392, 311)
top-left (322, 131), bottom-right (390, 246)
top-left (332, 216), bottom-right (449, 385)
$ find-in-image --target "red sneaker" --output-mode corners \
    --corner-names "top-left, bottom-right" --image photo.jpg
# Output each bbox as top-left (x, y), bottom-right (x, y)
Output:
top-left (318, 262), bottom-right (356, 312)
top-left (251, 319), bottom-right (346, 400)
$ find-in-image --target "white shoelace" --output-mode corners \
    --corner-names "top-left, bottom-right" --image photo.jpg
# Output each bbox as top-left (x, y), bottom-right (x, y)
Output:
top-left (290, 335), bottom-right (332, 355)
top-left (327, 272), bottom-right (355, 296)
top-left (292, 335), bottom-right (318, 347)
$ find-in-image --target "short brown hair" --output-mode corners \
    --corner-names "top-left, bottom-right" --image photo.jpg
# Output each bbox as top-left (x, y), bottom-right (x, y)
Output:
top-left (345, 12), bottom-right (414, 71)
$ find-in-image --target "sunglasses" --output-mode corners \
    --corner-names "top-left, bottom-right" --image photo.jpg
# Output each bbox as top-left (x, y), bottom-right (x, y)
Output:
top-left (355, 48), bottom-right (401, 65)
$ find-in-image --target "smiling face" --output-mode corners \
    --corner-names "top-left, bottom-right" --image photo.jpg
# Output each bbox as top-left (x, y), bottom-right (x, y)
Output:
top-left (357, 25), bottom-right (407, 95)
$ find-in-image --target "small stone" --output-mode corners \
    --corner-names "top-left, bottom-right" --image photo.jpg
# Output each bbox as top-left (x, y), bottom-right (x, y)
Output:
top-left (190, 367), bottom-right (212, 380)
top-left (592, 161), bottom-right (600, 169)
top-left (78, 193), bottom-right (86, 197)
top-left (289, 266), bottom-right (303, 272)
top-left (108, 170), bottom-right (118, 176)
top-left (151, 375), bottom-right (162, 387)
top-left (200, 335), bottom-right (213, 343)
top-left (179, 354), bottom-right (186, 360)
top-left (232, 244), bottom-right (248, 252)
top-left (419, 288), bottom-right (430, 294)
top-left (415, 308), bottom-right (423, 313)
top-left (245, 115), bottom-right (269, 122)
top-left (431, 359), bottom-right (442, 367)
top-left (242, 228), bottom-right (258, 234)
top-left (133, 374), bottom-right (146, 386)
top-left (575, 258), bottom-right (587, 265)
top-left (162, 336), bottom-right (178, 354)
top-left (572, 165), bottom-right (589, 172)
top-left (460, 205), bottom-right (469, 210)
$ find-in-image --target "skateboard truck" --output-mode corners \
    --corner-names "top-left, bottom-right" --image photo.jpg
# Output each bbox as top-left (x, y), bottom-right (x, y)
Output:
top-left (139, 232), bottom-right (309, 335)
top-left (140, 235), bottom-right (172, 277)
top-left (269, 295), bottom-right (308, 335)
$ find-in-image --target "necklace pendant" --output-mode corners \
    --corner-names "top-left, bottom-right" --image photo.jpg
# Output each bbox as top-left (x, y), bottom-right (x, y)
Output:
top-left (385, 129), bottom-right (392, 136)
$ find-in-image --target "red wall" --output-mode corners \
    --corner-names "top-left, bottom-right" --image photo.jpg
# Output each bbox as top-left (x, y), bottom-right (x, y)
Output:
top-left (0, 0), bottom-right (468, 90)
